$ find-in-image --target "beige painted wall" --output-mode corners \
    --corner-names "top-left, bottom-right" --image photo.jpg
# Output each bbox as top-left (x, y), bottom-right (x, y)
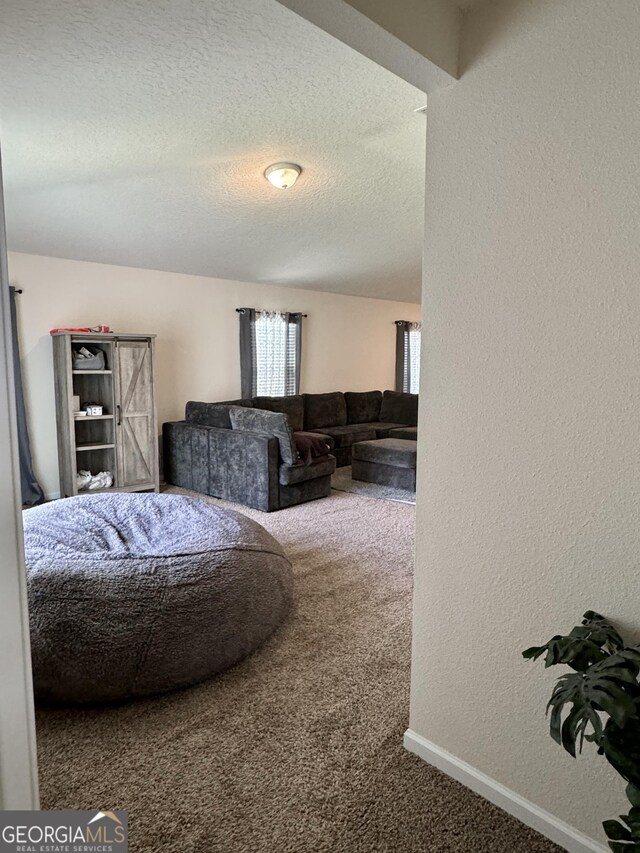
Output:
top-left (411, 0), bottom-right (639, 845)
top-left (8, 252), bottom-right (419, 498)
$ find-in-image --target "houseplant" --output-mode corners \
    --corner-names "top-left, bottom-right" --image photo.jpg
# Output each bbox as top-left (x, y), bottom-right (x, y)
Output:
top-left (523, 611), bottom-right (640, 851)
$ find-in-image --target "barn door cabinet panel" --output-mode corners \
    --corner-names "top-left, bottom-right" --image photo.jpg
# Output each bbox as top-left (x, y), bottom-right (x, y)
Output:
top-left (52, 332), bottom-right (159, 497)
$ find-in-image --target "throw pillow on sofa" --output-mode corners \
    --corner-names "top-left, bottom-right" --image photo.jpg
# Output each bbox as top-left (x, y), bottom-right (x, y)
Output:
top-left (379, 390), bottom-right (418, 425)
top-left (344, 391), bottom-right (383, 424)
top-left (303, 392), bottom-right (347, 429)
top-left (253, 395), bottom-right (304, 432)
top-left (229, 407), bottom-right (298, 465)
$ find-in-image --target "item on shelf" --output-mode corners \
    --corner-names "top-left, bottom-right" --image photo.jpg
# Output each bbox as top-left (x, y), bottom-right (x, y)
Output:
top-left (76, 470), bottom-right (92, 490)
top-left (88, 471), bottom-right (113, 490)
top-left (83, 403), bottom-right (103, 416)
top-left (71, 346), bottom-right (106, 371)
top-left (76, 470), bottom-right (113, 491)
top-left (74, 411), bottom-right (87, 418)
top-left (72, 395), bottom-right (80, 410)
top-left (50, 325), bottom-right (111, 334)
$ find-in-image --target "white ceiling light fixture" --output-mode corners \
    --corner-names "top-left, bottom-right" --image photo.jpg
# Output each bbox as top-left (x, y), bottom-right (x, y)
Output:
top-left (264, 162), bottom-right (302, 189)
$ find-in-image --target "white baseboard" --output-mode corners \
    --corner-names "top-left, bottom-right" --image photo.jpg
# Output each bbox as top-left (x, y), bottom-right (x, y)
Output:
top-left (403, 729), bottom-right (608, 853)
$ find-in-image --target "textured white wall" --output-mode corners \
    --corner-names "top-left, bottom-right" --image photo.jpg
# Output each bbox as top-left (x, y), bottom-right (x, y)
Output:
top-left (0, 170), bottom-right (38, 811)
top-left (411, 0), bottom-right (639, 845)
top-left (8, 252), bottom-right (419, 499)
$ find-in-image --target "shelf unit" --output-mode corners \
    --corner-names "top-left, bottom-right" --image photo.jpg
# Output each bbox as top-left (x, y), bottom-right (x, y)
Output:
top-left (52, 332), bottom-right (159, 497)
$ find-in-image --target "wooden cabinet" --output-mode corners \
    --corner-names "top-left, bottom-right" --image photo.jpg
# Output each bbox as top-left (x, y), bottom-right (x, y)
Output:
top-left (52, 332), bottom-right (159, 497)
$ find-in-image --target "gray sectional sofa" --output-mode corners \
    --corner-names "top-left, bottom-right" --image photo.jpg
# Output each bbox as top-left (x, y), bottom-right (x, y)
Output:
top-left (163, 390), bottom-right (418, 511)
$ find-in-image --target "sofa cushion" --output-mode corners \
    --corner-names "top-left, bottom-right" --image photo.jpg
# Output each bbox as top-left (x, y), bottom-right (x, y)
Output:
top-left (344, 391), bottom-right (382, 424)
top-left (379, 391), bottom-right (418, 425)
top-left (309, 425), bottom-right (376, 448)
top-left (351, 422), bottom-right (409, 439)
top-left (279, 455), bottom-right (336, 486)
top-left (352, 437), bottom-right (417, 468)
top-left (303, 392), bottom-right (347, 430)
top-left (229, 407), bottom-right (297, 465)
top-left (253, 395), bottom-right (304, 432)
top-left (389, 426), bottom-right (418, 441)
top-left (186, 399), bottom-right (253, 429)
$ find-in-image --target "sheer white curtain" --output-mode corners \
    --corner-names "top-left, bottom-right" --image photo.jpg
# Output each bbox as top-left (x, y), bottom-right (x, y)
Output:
top-left (239, 308), bottom-right (303, 397)
top-left (254, 311), bottom-right (288, 396)
top-left (407, 325), bottom-right (421, 394)
top-left (396, 320), bottom-right (421, 394)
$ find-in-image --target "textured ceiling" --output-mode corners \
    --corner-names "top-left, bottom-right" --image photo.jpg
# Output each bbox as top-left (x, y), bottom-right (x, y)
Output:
top-left (0, 0), bottom-right (427, 302)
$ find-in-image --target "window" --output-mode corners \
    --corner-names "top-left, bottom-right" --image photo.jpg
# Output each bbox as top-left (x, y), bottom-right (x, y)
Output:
top-left (239, 309), bottom-right (303, 397)
top-left (395, 321), bottom-right (421, 394)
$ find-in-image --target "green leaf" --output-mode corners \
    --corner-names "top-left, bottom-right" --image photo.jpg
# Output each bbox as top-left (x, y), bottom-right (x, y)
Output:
top-left (522, 645), bottom-right (548, 661)
top-left (523, 629), bottom-right (612, 672)
top-left (581, 612), bottom-right (625, 653)
top-left (623, 807), bottom-right (640, 833)
top-left (605, 820), bottom-right (633, 841)
top-left (627, 785), bottom-right (640, 808)
top-left (542, 650), bottom-right (640, 757)
top-left (591, 686), bottom-right (636, 728)
top-left (604, 719), bottom-right (640, 790)
top-left (560, 705), bottom-right (584, 758)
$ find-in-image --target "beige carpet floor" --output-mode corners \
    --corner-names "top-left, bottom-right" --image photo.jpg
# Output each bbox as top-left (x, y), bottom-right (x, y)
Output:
top-left (36, 488), bottom-right (560, 853)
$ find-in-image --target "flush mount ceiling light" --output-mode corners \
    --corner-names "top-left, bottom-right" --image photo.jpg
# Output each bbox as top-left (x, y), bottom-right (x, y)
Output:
top-left (264, 162), bottom-right (301, 190)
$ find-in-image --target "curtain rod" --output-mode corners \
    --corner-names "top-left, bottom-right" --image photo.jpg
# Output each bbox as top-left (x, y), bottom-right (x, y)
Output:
top-left (236, 307), bottom-right (307, 317)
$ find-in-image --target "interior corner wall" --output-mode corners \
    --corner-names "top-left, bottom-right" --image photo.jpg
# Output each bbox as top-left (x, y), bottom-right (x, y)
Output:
top-left (7, 252), bottom-right (419, 499)
top-left (343, 0), bottom-right (460, 77)
top-left (411, 0), bottom-right (639, 845)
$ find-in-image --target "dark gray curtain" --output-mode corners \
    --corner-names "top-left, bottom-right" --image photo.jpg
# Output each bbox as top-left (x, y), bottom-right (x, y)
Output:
top-left (395, 320), bottom-right (410, 392)
top-left (238, 307), bottom-right (256, 398)
top-left (9, 287), bottom-right (44, 506)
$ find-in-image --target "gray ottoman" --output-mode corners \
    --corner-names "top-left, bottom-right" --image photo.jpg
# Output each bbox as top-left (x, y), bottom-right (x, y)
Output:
top-left (24, 493), bottom-right (293, 703)
top-left (352, 438), bottom-right (417, 490)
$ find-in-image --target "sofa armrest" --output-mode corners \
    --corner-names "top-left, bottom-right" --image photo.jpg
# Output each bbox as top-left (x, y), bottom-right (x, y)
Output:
top-left (163, 421), bottom-right (280, 511)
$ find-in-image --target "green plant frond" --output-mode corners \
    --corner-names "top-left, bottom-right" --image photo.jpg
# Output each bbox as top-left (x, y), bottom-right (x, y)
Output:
top-left (604, 813), bottom-right (640, 852)
top-left (623, 807), bottom-right (640, 833)
top-left (605, 819), bottom-right (634, 842)
top-left (591, 686), bottom-right (637, 728)
top-left (522, 644), bottom-right (551, 661)
top-left (597, 654), bottom-right (640, 681)
top-left (580, 611), bottom-right (626, 653)
top-left (614, 647), bottom-right (640, 675)
top-left (523, 635), bottom-right (609, 671)
top-left (603, 719), bottom-right (640, 790)
top-left (545, 665), bottom-right (637, 755)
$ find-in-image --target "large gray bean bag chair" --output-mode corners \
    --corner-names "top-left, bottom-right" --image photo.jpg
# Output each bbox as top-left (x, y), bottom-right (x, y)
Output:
top-left (23, 493), bottom-right (293, 703)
